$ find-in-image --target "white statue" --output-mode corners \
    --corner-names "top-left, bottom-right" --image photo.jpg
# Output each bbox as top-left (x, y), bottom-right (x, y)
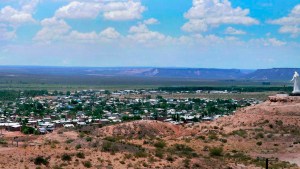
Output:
top-left (291, 71), bottom-right (300, 94)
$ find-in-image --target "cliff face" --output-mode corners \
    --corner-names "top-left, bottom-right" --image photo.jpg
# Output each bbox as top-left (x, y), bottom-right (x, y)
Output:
top-left (244, 68), bottom-right (300, 81)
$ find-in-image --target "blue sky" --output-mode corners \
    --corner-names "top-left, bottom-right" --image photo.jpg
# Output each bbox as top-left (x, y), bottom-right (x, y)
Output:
top-left (0, 0), bottom-right (300, 69)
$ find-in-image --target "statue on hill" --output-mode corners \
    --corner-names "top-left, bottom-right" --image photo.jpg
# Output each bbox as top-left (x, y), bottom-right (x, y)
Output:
top-left (291, 71), bottom-right (300, 94)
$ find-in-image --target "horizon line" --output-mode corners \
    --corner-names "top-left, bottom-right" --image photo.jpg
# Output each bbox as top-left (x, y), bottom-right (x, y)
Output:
top-left (0, 65), bottom-right (299, 70)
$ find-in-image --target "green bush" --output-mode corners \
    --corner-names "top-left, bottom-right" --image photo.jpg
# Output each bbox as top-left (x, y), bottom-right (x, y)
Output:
top-left (183, 158), bottom-right (191, 168)
top-left (76, 152), bottom-right (85, 159)
top-left (78, 132), bottom-right (85, 138)
top-left (220, 138), bottom-right (227, 143)
top-left (134, 151), bottom-right (148, 158)
top-left (208, 134), bottom-right (218, 140)
top-left (197, 135), bottom-right (206, 140)
top-left (34, 156), bottom-right (49, 165)
top-left (209, 147), bottom-right (223, 156)
top-left (65, 139), bottom-right (74, 144)
top-left (232, 129), bottom-right (247, 138)
top-left (255, 133), bottom-right (264, 139)
top-left (166, 155), bottom-right (174, 162)
top-left (21, 126), bottom-right (36, 135)
top-left (104, 136), bottom-right (122, 142)
top-left (75, 144), bottom-right (82, 150)
top-left (0, 139), bottom-right (7, 145)
top-left (85, 137), bottom-right (92, 142)
top-left (168, 144), bottom-right (197, 158)
top-left (256, 141), bottom-right (262, 146)
top-left (61, 154), bottom-right (72, 161)
top-left (154, 140), bottom-right (166, 149)
top-left (82, 161), bottom-right (92, 168)
top-left (155, 149), bottom-right (164, 158)
top-left (102, 141), bottom-right (118, 153)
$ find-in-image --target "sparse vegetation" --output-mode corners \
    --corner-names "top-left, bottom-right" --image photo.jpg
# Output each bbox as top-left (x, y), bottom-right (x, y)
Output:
top-left (102, 141), bottom-right (119, 153)
top-left (0, 139), bottom-right (7, 145)
top-left (61, 154), bottom-right (72, 161)
top-left (155, 149), bottom-right (164, 158)
top-left (85, 137), bottom-right (92, 142)
top-left (168, 144), bottom-right (197, 158)
top-left (232, 129), bottom-right (247, 138)
top-left (154, 140), bottom-right (166, 149)
top-left (75, 144), bottom-right (82, 150)
top-left (134, 150), bottom-right (148, 158)
top-left (256, 141), bottom-right (262, 146)
top-left (82, 161), bottom-right (92, 168)
top-left (65, 139), bottom-right (74, 144)
top-left (209, 147), bottom-right (223, 156)
top-left (76, 152), bottom-right (85, 159)
top-left (34, 156), bottom-right (49, 166)
top-left (255, 133), bottom-right (264, 139)
top-left (166, 155), bottom-right (174, 162)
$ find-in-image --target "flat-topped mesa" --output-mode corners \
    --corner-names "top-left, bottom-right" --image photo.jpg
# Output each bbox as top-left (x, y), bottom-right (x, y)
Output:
top-left (268, 95), bottom-right (300, 103)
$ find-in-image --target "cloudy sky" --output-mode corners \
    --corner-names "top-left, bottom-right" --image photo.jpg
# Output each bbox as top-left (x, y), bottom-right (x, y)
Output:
top-left (0, 0), bottom-right (299, 68)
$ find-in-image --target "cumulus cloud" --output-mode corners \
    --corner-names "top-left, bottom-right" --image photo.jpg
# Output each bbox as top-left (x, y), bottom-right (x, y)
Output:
top-left (67, 27), bottom-right (121, 42)
top-left (35, 17), bottom-right (121, 43)
top-left (250, 38), bottom-right (287, 47)
top-left (102, 1), bottom-right (146, 21)
top-left (0, 24), bottom-right (16, 40)
top-left (55, 1), bottom-right (102, 19)
top-left (0, 0), bottom-right (38, 40)
top-left (267, 38), bottom-right (287, 46)
top-left (99, 27), bottom-right (121, 39)
top-left (182, 0), bottom-right (259, 32)
top-left (54, 0), bottom-right (146, 21)
top-left (143, 18), bottom-right (158, 25)
top-left (34, 17), bottom-right (71, 42)
top-left (21, 0), bottom-right (40, 14)
top-left (224, 27), bottom-right (246, 35)
top-left (268, 4), bottom-right (300, 37)
top-left (0, 6), bottom-right (35, 25)
top-left (127, 21), bottom-right (171, 43)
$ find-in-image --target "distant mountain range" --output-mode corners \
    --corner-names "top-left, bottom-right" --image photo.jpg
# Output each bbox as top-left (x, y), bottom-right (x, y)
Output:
top-left (0, 66), bottom-right (299, 81)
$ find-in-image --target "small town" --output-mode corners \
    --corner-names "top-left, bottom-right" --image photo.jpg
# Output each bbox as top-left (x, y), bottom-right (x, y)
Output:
top-left (0, 89), bottom-right (261, 135)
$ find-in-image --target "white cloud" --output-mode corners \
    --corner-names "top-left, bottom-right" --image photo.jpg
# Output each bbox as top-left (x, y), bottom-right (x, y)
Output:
top-left (99, 27), bottom-right (120, 39)
top-left (55, 1), bottom-right (102, 19)
top-left (267, 38), bottom-right (287, 46)
top-left (0, 6), bottom-right (35, 25)
top-left (143, 18), bottom-right (158, 25)
top-left (182, 0), bottom-right (259, 32)
top-left (129, 23), bottom-right (148, 33)
top-left (102, 1), bottom-right (146, 21)
top-left (127, 22), bottom-right (170, 43)
top-left (35, 17), bottom-right (121, 43)
top-left (269, 4), bottom-right (300, 37)
top-left (224, 27), bottom-right (246, 35)
top-left (54, 0), bottom-right (146, 21)
top-left (34, 17), bottom-right (71, 42)
top-left (250, 38), bottom-right (286, 47)
top-left (68, 31), bottom-right (99, 42)
top-left (21, 0), bottom-right (40, 14)
top-left (0, 1), bottom-right (38, 40)
top-left (0, 25), bottom-right (16, 40)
